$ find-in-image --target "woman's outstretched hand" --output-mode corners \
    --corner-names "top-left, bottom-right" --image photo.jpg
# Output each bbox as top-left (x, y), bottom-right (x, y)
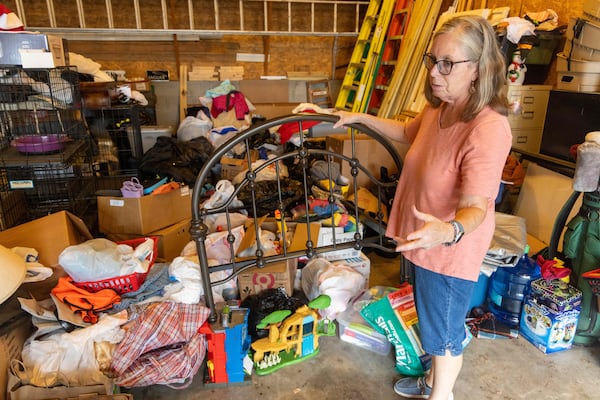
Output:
top-left (393, 205), bottom-right (453, 251)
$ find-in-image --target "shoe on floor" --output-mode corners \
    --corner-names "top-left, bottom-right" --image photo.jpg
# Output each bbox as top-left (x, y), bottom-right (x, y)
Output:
top-left (393, 376), bottom-right (454, 400)
top-left (393, 377), bottom-right (430, 399)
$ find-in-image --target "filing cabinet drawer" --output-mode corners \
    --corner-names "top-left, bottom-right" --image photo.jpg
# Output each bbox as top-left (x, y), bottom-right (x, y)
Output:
top-left (511, 128), bottom-right (542, 153)
top-left (507, 85), bottom-right (551, 129)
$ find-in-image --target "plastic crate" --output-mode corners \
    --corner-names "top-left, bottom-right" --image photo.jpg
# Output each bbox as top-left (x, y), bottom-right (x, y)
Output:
top-left (73, 236), bottom-right (158, 294)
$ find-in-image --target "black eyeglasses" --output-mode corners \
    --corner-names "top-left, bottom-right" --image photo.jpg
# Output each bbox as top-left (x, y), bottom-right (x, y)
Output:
top-left (423, 53), bottom-right (472, 75)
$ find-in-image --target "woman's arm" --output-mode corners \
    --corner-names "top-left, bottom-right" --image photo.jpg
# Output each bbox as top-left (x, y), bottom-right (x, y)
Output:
top-left (393, 194), bottom-right (488, 251)
top-left (332, 111), bottom-right (409, 144)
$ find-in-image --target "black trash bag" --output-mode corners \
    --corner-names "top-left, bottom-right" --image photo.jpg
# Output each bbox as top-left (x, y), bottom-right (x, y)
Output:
top-left (240, 287), bottom-right (306, 342)
top-left (236, 179), bottom-right (304, 217)
top-left (138, 135), bottom-right (214, 185)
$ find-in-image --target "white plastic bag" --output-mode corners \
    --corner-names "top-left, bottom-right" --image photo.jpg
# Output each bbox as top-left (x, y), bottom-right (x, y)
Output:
top-left (203, 212), bottom-right (248, 233)
top-left (236, 229), bottom-right (278, 258)
top-left (176, 115), bottom-right (212, 142)
top-left (15, 311), bottom-right (126, 388)
top-left (201, 179), bottom-right (245, 210)
top-left (58, 239), bottom-right (122, 282)
top-left (166, 257), bottom-right (237, 303)
top-left (58, 238), bottom-right (151, 282)
top-left (301, 258), bottom-right (365, 320)
top-left (166, 257), bottom-right (203, 304)
top-left (204, 225), bottom-right (245, 264)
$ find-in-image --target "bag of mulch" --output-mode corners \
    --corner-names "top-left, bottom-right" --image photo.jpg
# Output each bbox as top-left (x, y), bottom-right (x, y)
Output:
top-left (360, 283), bottom-right (431, 377)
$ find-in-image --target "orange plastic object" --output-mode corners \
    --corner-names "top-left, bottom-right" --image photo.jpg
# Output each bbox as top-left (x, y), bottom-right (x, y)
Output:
top-left (151, 182), bottom-right (180, 195)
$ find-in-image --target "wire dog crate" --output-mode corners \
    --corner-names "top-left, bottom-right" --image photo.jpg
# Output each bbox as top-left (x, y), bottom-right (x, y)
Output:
top-left (0, 66), bottom-right (97, 229)
top-left (0, 66), bottom-right (86, 157)
top-left (0, 141), bottom-right (95, 223)
top-left (84, 105), bottom-right (156, 191)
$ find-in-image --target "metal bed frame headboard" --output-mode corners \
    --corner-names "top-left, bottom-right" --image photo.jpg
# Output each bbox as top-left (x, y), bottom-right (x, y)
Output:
top-left (190, 113), bottom-right (403, 322)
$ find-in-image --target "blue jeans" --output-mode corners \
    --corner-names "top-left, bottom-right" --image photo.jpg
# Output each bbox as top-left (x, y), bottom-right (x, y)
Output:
top-left (411, 262), bottom-right (475, 356)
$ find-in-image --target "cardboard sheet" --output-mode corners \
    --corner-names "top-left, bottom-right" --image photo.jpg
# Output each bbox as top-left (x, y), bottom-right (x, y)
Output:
top-left (513, 163), bottom-right (582, 250)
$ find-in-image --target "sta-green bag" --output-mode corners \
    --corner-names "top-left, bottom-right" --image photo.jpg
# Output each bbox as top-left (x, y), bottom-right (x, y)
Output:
top-left (360, 283), bottom-right (431, 377)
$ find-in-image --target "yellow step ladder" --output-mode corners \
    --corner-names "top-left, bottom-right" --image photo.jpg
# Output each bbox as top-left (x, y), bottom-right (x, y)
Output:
top-left (335, 0), bottom-right (397, 112)
top-left (367, 0), bottom-right (414, 115)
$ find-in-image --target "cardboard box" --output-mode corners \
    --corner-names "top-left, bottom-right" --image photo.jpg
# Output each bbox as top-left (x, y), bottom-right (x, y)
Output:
top-left (8, 372), bottom-right (109, 400)
top-left (220, 150), bottom-right (258, 181)
top-left (530, 278), bottom-right (583, 313)
top-left (289, 222), bottom-right (361, 259)
top-left (0, 315), bottom-right (32, 400)
top-left (237, 258), bottom-right (297, 300)
top-left (318, 223), bottom-right (363, 260)
top-left (97, 185), bottom-right (192, 235)
top-left (325, 134), bottom-right (402, 190)
top-left (520, 295), bottom-right (581, 354)
top-left (19, 34), bottom-right (69, 68)
top-left (0, 210), bottom-right (92, 267)
top-left (220, 156), bottom-right (250, 181)
top-left (107, 218), bottom-right (192, 262)
top-left (0, 32), bottom-right (57, 66)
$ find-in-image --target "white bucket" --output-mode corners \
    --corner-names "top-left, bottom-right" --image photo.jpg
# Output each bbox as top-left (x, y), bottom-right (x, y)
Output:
top-left (556, 52), bottom-right (600, 73)
top-left (127, 125), bottom-right (173, 157)
top-left (141, 126), bottom-right (173, 154)
top-left (563, 40), bottom-right (600, 62)
top-left (566, 17), bottom-right (600, 51)
top-left (556, 70), bottom-right (600, 92)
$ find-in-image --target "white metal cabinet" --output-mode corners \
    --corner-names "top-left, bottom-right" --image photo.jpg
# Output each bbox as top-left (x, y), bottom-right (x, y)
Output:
top-left (507, 85), bottom-right (551, 153)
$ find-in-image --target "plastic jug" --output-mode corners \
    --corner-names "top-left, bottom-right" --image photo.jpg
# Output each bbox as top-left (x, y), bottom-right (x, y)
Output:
top-left (487, 245), bottom-right (541, 327)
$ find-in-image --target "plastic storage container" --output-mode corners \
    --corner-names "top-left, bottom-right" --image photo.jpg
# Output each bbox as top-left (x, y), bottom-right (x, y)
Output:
top-left (487, 246), bottom-right (541, 327)
top-left (141, 125), bottom-right (173, 153)
top-left (337, 287), bottom-right (393, 355)
top-left (469, 270), bottom-right (490, 311)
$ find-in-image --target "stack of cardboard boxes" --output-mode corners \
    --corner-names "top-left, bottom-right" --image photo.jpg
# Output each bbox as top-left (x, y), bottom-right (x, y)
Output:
top-left (97, 185), bottom-right (193, 263)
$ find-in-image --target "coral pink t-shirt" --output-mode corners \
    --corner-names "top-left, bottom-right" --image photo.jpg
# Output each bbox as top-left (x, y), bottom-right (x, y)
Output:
top-left (385, 105), bottom-right (512, 282)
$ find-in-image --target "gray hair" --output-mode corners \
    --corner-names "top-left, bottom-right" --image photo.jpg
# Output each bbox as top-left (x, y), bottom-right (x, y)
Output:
top-left (423, 15), bottom-right (509, 120)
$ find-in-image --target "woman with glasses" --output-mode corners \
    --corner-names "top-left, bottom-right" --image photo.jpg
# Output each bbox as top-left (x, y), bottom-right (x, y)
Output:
top-left (333, 15), bottom-right (511, 400)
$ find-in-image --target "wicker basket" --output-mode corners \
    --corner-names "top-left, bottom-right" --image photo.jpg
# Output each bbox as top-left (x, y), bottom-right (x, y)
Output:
top-left (73, 236), bottom-right (158, 295)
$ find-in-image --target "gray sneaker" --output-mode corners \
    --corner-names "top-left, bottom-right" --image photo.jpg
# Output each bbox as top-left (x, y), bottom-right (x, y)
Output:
top-left (393, 377), bottom-right (431, 398)
top-left (393, 376), bottom-right (454, 400)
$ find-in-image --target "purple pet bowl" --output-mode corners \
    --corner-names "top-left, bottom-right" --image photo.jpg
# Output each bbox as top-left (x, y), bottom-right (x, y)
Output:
top-left (11, 135), bottom-right (69, 154)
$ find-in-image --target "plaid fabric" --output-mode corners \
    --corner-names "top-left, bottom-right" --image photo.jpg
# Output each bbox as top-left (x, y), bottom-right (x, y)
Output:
top-left (114, 334), bottom-right (206, 388)
top-left (110, 302), bottom-right (210, 387)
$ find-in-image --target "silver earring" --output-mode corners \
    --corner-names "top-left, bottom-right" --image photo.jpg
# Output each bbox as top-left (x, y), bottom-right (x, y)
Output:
top-left (469, 80), bottom-right (476, 94)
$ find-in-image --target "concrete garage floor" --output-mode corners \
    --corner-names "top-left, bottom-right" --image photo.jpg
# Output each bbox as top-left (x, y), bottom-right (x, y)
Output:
top-left (125, 253), bottom-right (600, 400)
